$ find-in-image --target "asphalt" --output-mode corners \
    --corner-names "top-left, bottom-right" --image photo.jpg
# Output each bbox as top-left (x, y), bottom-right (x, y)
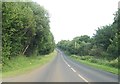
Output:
top-left (3, 49), bottom-right (118, 82)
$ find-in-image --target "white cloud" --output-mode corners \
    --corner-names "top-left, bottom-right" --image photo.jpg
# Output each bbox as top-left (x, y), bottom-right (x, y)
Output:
top-left (33, 0), bottom-right (119, 43)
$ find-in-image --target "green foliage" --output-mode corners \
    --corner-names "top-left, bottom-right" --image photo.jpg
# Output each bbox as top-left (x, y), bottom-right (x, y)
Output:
top-left (2, 2), bottom-right (55, 64)
top-left (3, 50), bottom-right (57, 77)
top-left (57, 35), bottom-right (92, 56)
top-left (107, 33), bottom-right (118, 58)
top-left (73, 35), bottom-right (91, 43)
top-left (57, 8), bottom-right (119, 66)
top-left (71, 55), bottom-right (119, 69)
top-left (89, 45), bottom-right (103, 57)
top-left (70, 55), bottom-right (118, 74)
top-left (109, 58), bottom-right (118, 68)
top-left (93, 25), bottom-right (115, 50)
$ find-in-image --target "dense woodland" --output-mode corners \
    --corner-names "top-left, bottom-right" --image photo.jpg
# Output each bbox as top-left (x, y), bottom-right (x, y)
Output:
top-left (2, 2), bottom-right (55, 64)
top-left (57, 9), bottom-right (120, 62)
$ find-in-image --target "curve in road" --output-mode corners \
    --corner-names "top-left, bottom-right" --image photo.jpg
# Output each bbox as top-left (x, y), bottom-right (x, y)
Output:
top-left (3, 49), bottom-right (118, 83)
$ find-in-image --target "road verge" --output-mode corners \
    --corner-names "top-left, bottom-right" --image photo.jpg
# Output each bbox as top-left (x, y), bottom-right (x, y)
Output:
top-left (69, 55), bottom-right (118, 75)
top-left (2, 50), bottom-right (57, 78)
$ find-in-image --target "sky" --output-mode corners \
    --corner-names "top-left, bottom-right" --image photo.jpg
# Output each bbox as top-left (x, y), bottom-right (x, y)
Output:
top-left (33, 0), bottom-right (119, 43)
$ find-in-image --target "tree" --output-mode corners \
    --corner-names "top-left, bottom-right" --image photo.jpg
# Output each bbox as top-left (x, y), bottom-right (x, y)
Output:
top-left (93, 25), bottom-right (116, 51)
top-left (2, 2), bottom-right (55, 63)
top-left (107, 33), bottom-right (118, 58)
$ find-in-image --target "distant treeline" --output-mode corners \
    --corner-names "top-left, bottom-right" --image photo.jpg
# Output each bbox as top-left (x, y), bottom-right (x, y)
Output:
top-left (57, 9), bottom-right (120, 60)
top-left (2, 2), bottom-right (55, 63)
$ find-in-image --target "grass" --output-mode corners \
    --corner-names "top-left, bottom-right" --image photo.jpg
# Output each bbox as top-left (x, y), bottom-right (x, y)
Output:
top-left (2, 50), bottom-right (57, 78)
top-left (69, 55), bottom-right (118, 75)
top-left (0, 64), bottom-right (2, 79)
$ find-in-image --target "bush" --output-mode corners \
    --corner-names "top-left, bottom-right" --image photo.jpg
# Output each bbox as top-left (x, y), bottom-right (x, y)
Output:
top-left (109, 58), bottom-right (118, 68)
top-left (101, 52), bottom-right (109, 58)
top-left (97, 59), bottom-right (108, 65)
top-left (89, 46), bottom-right (103, 56)
top-left (71, 55), bottom-right (119, 69)
top-left (88, 58), bottom-right (97, 63)
top-left (80, 56), bottom-right (93, 60)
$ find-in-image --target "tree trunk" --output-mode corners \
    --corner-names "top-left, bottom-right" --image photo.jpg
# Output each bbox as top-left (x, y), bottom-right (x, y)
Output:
top-left (23, 44), bottom-right (29, 55)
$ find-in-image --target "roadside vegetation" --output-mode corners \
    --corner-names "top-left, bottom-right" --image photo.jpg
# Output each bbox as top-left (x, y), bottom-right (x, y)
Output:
top-left (0, 64), bottom-right (1, 79)
top-left (3, 50), bottom-right (57, 78)
top-left (70, 55), bottom-right (118, 74)
top-left (2, 1), bottom-right (55, 77)
top-left (57, 8), bottom-right (120, 74)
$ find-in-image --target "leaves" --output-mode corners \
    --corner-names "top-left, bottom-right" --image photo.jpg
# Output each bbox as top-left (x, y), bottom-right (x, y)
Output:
top-left (2, 2), bottom-right (55, 63)
top-left (57, 9), bottom-right (119, 60)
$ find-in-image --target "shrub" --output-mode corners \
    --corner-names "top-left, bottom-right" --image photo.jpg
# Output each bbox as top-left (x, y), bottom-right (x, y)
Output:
top-left (109, 58), bottom-right (118, 68)
top-left (88, 58), bottom-right (98, 63)
top-left (80, 56), bottom-right (93, 60)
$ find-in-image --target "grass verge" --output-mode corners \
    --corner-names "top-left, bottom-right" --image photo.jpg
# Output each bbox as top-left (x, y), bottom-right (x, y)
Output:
top-left (0, 64), bottom-right (2, 79)
top-left (69, 55), bottom-right (118, 75)
top-left (2, 50), bottom-right (57, 78)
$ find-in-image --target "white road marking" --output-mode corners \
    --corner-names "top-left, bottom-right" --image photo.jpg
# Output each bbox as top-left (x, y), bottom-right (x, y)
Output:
top-left (65, 61), bottom-right (68, 65)
top-left (67, 64), bottom-right (71, 67)
top-left (59, 50), bottom-right (89, 82)
top-left (71, 68), bottom-right (76, 72)
top-left (78, 74), bottom-right (88, 82)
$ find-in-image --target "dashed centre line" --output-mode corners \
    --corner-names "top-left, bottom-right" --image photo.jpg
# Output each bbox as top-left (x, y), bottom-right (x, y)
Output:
top-left (60, 51), bottom-right (88, 82)
top-left (78, 74), bottom-right (88, 82)
top-left (71, 68), bottom-right (76, 73)
top-left (67, 64), bottom-right (71, 67)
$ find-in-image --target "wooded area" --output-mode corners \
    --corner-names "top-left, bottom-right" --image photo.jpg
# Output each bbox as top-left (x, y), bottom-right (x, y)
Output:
top-left (57, 9), bottom-right (120, 68)
top-left (2, 2), bottom-right (55, 64)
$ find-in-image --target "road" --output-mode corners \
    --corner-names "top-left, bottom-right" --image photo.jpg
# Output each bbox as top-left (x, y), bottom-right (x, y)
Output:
top-left (3, 49), bottom-right (118, 83)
